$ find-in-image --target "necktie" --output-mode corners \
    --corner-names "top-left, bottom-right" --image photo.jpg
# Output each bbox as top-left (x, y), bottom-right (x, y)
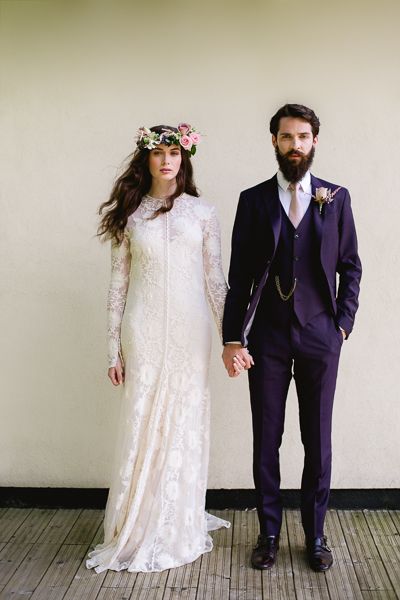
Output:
top-left (288, 182), bottom-right (303, 228)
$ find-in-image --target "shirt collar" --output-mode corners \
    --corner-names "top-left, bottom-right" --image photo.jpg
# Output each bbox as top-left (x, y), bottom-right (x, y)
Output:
top-left (277, 169), bottom-right (311, 193)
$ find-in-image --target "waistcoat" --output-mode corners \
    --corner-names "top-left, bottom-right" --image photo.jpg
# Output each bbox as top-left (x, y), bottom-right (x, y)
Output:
top-left (259, 203), bottom-right (330, 326)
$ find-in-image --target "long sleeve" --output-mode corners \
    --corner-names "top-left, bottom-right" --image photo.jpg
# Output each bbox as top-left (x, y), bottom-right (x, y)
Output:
top-left (222, 192), bottom-right (255, 344)
top-left (107, 231), bottom-right (132, 368)
top-left (336, 190), bottom-right (362, 336)
top-left (203, 206), bottom-right (228, 340)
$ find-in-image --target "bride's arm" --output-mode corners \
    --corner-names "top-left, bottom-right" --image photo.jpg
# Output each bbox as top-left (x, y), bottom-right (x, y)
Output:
top-left (202, 206), bottom-right (228, 341)
top-left (107, 231), bottom-right (132, 371)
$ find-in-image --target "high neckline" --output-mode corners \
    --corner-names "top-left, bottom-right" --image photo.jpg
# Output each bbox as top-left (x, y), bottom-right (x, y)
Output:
top-left (146, 194), bottom-right (168, 201)
top-left (144, 193), bottom-right (184, 206)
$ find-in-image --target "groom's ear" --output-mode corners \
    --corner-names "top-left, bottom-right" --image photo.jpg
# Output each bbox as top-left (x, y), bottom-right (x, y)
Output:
top-left (313, 135), bottom-right (319, 146)
top-left (272, 135), bottom-right (277, 147)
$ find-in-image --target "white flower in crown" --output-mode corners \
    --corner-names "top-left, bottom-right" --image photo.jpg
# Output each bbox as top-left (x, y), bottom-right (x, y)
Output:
top-left (313, 186), bottom-right (342, 214)
top-left (136, 127), bottom-right (151, 144)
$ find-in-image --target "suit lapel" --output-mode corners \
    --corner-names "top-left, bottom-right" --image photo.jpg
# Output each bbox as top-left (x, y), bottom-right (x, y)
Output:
top-left (311, 174), bottom-right (324, 250)
top-left (311, 174), bottom-right (335, 312)
top-left (264, 175), bottom-right (282, 255)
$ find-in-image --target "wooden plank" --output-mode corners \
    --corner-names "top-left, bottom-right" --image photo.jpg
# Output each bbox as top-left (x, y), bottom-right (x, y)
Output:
top-left (389, 510), bottom-right (400, 535)
top-left (363, 510), bottom-right (400, 595)
top-left (338, 510), bottom-right (395, 593)
top-left (196, 510), bottom-right (233, 600)
top-left (0, 508), bottom-right (33, 542)
top-left (0, 539), bottom-right (33, 588)
top-left (64, 522), bottom-right (108, 600)
top-left (361, 592), bottom-right (399, 599)
top-left (96, 588), bottom-right (134, 599)
top-left (0, 508), bottom-right (11, 537)
top-left (0, 543), bottom-right (60, 599)
top-left (103, 568), bottom-right (137, 590)
top-left (64, 558), bottom-right (107, 600)
top-left (64, 509), bottom-right (104, 544)
top-left (286, 509), bottom-right (330, 600)
top-left (229, 509), bottom-right (262, 600)
top-left (129, 570), bottom-right (169, 600)
top-left (10, 509), bottom-right (56, 543)
top-left (37, 509), bottom-right (82, 544)
top-left (261, 510), bottom-right (297, 600)
top-left (163, 554), bottom-right (202, 600)
top-left (88, 519), bottom-right (105, 549)
top-left (324, 510), bottom-right (364, 599)
top-left (30, 542), bottom-right (89, 600)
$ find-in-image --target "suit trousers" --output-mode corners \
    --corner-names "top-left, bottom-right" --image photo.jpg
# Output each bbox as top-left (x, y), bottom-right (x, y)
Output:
top-left (247, 308), bottom-right (343, 539)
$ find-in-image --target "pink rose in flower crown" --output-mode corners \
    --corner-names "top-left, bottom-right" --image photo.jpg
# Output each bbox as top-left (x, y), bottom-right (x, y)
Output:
top-left (178, 122), bottom-right (191, 135)
top-left (189, 132), bottom-right (201, 145)
top-left (180, 135), bottom-right (193, 151)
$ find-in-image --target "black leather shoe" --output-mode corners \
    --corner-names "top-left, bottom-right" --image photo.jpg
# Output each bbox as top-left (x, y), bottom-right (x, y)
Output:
top-left (251, 534), bottom-right (279, 570)
top-left (307, 536), bottom-right (333, 572)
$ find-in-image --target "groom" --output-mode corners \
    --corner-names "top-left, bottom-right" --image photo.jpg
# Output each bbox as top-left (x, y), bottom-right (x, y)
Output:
top-left (222, 104), bottom-right (361, 572)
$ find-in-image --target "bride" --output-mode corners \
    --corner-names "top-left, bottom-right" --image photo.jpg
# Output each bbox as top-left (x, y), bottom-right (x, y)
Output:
top-left (86, 123), bottom-right (231, 573)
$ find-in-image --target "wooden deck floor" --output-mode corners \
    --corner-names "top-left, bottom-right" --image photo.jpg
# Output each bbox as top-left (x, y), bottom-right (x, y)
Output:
top-left (0, 508), bottom-right (399, 599)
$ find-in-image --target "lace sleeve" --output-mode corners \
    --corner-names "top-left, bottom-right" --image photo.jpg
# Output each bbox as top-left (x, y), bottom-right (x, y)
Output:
top-left (203, 206), bottom-right (228, 340)
top-left (107, 231), bottom-right (132, 368)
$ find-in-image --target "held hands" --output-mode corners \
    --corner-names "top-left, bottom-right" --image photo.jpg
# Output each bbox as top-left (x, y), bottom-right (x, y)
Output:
top-left (108, 357), bottom-right (124, 386)
top-left (222, 344), bottom-right (254, 378)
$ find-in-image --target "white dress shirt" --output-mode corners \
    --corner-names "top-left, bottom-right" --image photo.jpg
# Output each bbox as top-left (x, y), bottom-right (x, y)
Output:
top-left (276, 169), bottom-right (312, 217)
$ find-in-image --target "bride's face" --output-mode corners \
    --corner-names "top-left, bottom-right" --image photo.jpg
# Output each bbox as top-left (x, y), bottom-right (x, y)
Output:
top-left (148, 144), bottom-right (182, 184)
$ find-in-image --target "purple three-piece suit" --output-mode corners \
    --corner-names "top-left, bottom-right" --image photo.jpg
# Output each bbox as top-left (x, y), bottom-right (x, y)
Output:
top-left (222, 174), bottom-right (362, 539)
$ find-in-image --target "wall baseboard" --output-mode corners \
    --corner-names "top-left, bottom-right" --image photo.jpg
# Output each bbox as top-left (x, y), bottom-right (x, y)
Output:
top-left (0, 488), bottom-right (399, 510)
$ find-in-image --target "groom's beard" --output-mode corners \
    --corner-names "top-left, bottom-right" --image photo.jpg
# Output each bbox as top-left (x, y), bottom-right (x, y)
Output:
top-left (275, 146), bottom-right (315, 183)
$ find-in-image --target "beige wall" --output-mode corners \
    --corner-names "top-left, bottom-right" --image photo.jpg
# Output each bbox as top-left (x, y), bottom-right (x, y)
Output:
top-left (1, 0), bottom-right (399, 489)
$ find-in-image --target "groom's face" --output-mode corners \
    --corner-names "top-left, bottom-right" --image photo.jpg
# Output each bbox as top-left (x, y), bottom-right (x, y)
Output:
top-left (272, 117), bottom-right (318, 182)
top-left (272, 117), bottom-right (317, 159)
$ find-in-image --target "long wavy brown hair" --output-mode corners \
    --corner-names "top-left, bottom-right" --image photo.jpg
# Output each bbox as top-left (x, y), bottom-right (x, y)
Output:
top-left (97, 125), bottom-right (200, 244)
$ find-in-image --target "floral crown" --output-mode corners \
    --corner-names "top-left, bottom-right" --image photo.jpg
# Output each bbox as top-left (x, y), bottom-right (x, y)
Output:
top-left (135, 123), bottom-right (201, 156)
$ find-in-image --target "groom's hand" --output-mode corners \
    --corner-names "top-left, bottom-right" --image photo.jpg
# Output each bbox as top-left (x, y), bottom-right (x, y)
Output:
top-left (222, 344), bottom-right (254, 377)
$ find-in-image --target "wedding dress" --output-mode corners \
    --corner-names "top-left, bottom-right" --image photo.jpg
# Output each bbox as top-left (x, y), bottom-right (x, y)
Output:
top-left (86, 193), bottom-right (230, 573)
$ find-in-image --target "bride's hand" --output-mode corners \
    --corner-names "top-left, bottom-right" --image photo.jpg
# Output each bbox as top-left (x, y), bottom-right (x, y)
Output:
top-left (108, 358), bottom-right (124, 386)
top-left (222, 344), bottom-right (254, 377)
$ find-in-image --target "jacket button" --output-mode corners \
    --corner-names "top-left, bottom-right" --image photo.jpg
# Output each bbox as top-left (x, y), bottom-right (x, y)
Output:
top-left (294, 256), bottom-right (299, 261)
top-left (294, 233), bottom-right (299, 239)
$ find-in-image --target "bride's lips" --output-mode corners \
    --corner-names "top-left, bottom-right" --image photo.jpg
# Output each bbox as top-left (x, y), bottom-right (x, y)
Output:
top-left (160, 169), bottom-right (172, 173)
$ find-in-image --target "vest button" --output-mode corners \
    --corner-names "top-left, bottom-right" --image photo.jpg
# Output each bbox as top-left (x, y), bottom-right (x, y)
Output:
top-left (294, 233), bottom-right (300, 239)
top-left (294, 256), bottom-right (299, 261)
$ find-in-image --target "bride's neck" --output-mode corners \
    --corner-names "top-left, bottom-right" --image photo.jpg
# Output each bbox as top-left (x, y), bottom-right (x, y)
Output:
top-left (148, 180), bottom-right (177, 199)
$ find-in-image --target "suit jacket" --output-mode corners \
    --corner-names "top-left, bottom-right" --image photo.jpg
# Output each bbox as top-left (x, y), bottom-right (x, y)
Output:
top-left (222, 174), bottom-right (362, 346)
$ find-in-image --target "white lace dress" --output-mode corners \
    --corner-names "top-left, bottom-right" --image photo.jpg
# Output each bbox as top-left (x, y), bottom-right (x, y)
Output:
top-left (86, 193), bottom-right (230, 573)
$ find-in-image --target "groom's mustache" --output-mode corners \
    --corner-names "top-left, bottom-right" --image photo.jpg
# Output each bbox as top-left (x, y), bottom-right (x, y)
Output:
top-left (285, 150), bottom-right (306, 158)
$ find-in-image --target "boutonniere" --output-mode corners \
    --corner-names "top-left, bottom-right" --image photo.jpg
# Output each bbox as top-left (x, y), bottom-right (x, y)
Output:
top-left (313, 186), bottom-right (341, 215)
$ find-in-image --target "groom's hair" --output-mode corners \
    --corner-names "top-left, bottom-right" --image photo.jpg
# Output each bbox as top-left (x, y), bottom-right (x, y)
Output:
top-left (269, 104), bottom-right (320, 138)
